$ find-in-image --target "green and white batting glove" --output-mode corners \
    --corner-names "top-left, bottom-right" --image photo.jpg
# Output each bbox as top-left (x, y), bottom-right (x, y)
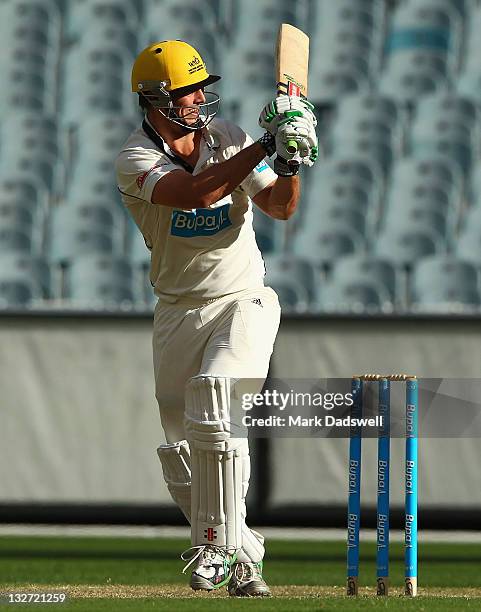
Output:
top-left (273, 115), bottom-right (319, 176)
top-left (258, 95), bottom-right (317, 136)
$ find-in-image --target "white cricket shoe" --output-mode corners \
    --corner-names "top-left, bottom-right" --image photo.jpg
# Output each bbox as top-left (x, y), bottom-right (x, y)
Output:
top-left (227, 561), bottom-right (271, 597)
top-left (182, 545), bottom-right (237, 591)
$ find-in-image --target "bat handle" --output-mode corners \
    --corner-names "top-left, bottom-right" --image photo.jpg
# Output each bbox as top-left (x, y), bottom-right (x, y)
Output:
top-left (287, 139), bottom-right (298, 154)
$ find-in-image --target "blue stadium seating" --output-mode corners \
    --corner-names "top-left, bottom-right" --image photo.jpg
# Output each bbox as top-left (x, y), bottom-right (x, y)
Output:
top-left (0, 0), bottom-right (479, 312)
top-left (263, 260), bottom-right (311, 312)
top-left (0, 228), bottom-right (33, 255)
top-left (331, 255), bottom-right (398, 304)
top-left (375, 226), bottom-right (446, 267)
top-left (48, 203), bottom-right (125, 264)
top-left (294, 222), bottom-right (366, 267)
top-left (414, 93), bottom-right (477, 129)
top-left (308, 0), bottom-right (384, 101)
top-left (68, 254), bottom-right (134, 306)
top-left (62, 43), bottom-right (135, 123)
top-left (264, 254), bottom-right (317, 306)
top-left (319, 277), bottom-right (394, 314)
top-left (456, 207), bottom-right (481, 264)
top-left (411, 256), bottom-right (480, 309)
top-left (0, 253), bottom-right (50, 301)
top-left (333, 95), bottom-right (400, 145)
top-left (253, 209), bottom-right (285, 254)
top-left (65, 0), bottom-right (142, 39)
top-left (129, 225), bottom-right (152, 268)
top-left (383, 158), bottom-right (462, 243)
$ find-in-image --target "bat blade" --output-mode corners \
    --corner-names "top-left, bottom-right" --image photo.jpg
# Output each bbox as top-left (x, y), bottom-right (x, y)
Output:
top-left (276, 23), bottom-right (309, 98)
top-left (275, 23), bottom-right (309, 157)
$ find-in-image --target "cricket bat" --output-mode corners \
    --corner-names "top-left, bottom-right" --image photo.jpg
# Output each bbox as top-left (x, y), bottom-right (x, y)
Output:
top-left (275, 23), bottom-right (309, 157)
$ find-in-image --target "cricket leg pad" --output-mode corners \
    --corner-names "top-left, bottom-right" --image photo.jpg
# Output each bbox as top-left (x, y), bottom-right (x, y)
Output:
top-left (157, 440), bottom-right (191, 522)
top-left (185, 376), bottom-right (244, 552)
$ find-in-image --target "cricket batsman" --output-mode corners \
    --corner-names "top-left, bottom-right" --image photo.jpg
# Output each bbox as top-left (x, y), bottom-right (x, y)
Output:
top-left (115, 40), bottom-right (317, 596)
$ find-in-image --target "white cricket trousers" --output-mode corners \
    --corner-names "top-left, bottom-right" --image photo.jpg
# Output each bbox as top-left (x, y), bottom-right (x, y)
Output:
top-left (153, 286), bottom-right (281, 443)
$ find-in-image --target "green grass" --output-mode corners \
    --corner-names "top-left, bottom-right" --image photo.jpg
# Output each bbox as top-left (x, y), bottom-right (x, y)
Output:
top-left (0, 536), bottom-right (480, 610)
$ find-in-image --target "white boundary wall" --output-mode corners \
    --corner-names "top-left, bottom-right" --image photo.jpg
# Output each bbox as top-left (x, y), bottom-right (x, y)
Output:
top-left (1, 315), bottom-right (480, 509)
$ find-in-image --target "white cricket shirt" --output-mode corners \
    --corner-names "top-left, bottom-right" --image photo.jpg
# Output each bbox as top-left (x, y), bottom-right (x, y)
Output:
top-left (115, 117), bottom-right (277, 304)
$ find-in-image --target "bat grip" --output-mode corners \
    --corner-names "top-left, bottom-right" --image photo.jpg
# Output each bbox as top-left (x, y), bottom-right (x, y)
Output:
top-left (287, 139), bottom-right (298, 154)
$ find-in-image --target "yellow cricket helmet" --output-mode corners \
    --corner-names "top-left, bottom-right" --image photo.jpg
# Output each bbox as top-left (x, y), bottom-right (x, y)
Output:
top-left (131, 40), bottom-right (221, 95)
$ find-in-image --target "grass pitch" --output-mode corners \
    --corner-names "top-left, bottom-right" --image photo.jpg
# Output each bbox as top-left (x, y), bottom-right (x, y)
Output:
top-left (0, 536), bottom-right (480, 610)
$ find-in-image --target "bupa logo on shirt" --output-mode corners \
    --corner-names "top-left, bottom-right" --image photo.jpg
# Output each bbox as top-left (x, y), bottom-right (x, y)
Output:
top-left (255, 161), bottom-right (269, 173)
top-left (171, 203), bottom-right (232, 237)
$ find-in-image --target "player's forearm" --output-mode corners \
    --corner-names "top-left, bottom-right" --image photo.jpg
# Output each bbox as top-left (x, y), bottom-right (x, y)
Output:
top-left (263, 175), bottom-right (300, 220)
top-left (190, 142), bottom-right (267, 208)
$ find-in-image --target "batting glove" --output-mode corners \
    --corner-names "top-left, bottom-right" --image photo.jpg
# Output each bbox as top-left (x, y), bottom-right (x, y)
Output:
top-left (259, 95), bottom-right (317, 136)
top-left (273, 115), bottom-right (319, 176)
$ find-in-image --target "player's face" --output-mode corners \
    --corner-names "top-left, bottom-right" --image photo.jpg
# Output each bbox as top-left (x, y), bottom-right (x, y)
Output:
top-left (172, 89), bottom-right (206, 126)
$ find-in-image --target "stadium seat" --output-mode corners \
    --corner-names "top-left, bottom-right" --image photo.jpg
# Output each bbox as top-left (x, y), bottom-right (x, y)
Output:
top-left (72, 115), bottom-right (136, 161)
top-left (411, 256), bottom-right (480, 308)
top-left (4, 113), bottom-right (59, 157)
top-left (384, 206), bottom-right (450, 244)
top-left (1, 114), bottom-right (62, 193)
top-left (410, 122), bottom-right (472, 173)
top-left (319, 278), bottom-right (393, 314)
top-left (414, 93), bottom-right (477, 130)
top-left (456, 207), bottom-right (481, 264)
top-left (263, 273), bottom-right (311, 312)
top-left (264, 254), bottom-right (317, 304)
top-left (62, 44), bottom-right (135, 122)
top-left (309, 65), bottom-right (369, 104)
top-left (0, 0), bottom-right (61, 70)
top-left (308, 0), bottom-right (384, 101)
top-left (0, 278), bottom-right (36, 308)
top-left (380, 0), bottom-right (457, 104)
top-left (300, 181), bottom-right (373, 239)
top-left (331, 255), bottom-right (398, 303)
top-left (306, 156), bottom-right (383, 211)
top-left (383, 173), bottom-right (459, 242)
top-left (0, 228), bottom-right (33, 254)
top-left (129, 226), bottom-right (152, 268)
top-left (66, 162), bottom-right (122, 204)
top-left (332, 93), bottom-right (400, 134)
top-left (468, 165), bottom-right (481, 202)
top-left (0, 201), bottom-right (43, 252)
top-left (128, 223), bottom-right (153, 306)
top-left (66, 0), bottom-right (142, 39)
top-left (221, 0), bottom-right (301, 103)
top-left (331, 137), bottom-right (393, 175)
top-left (80, 22), bottom-right (140, 56)
top-left (389, 0), bottom-right (462, 48)
top-left (392, 156), bottom-right (463, 198)
top-left (0, 52), bottom-right (57, 113)
top-left (307, 179), bottom-right (374, 216)
top-left (0, 175), bottom-right (48, 212)
top-left (375, 226), bottom-right (445, 267)
top-left (68, 254), bottom-right (134, 306)
top-left (48, 203), bottom-right (124, 264)
top-left (0, 253), bottom-right (50, 300)
top-left (293, 223), bottom-right (365, 267)
top-left (385, 0), bottom-right (460, 65)
top-left (147, 1), bottom-right (219, 67)
top-left (379, 68), bottom-right (444, 105)
top-left (253, 208), bottom-right (285, 254)
top-left (457, 4), bottom-right (481, 91)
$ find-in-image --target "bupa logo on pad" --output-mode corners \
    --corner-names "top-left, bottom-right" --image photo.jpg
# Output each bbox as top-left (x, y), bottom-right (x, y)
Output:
top-left (171, 203), bottom-right (232, 237)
